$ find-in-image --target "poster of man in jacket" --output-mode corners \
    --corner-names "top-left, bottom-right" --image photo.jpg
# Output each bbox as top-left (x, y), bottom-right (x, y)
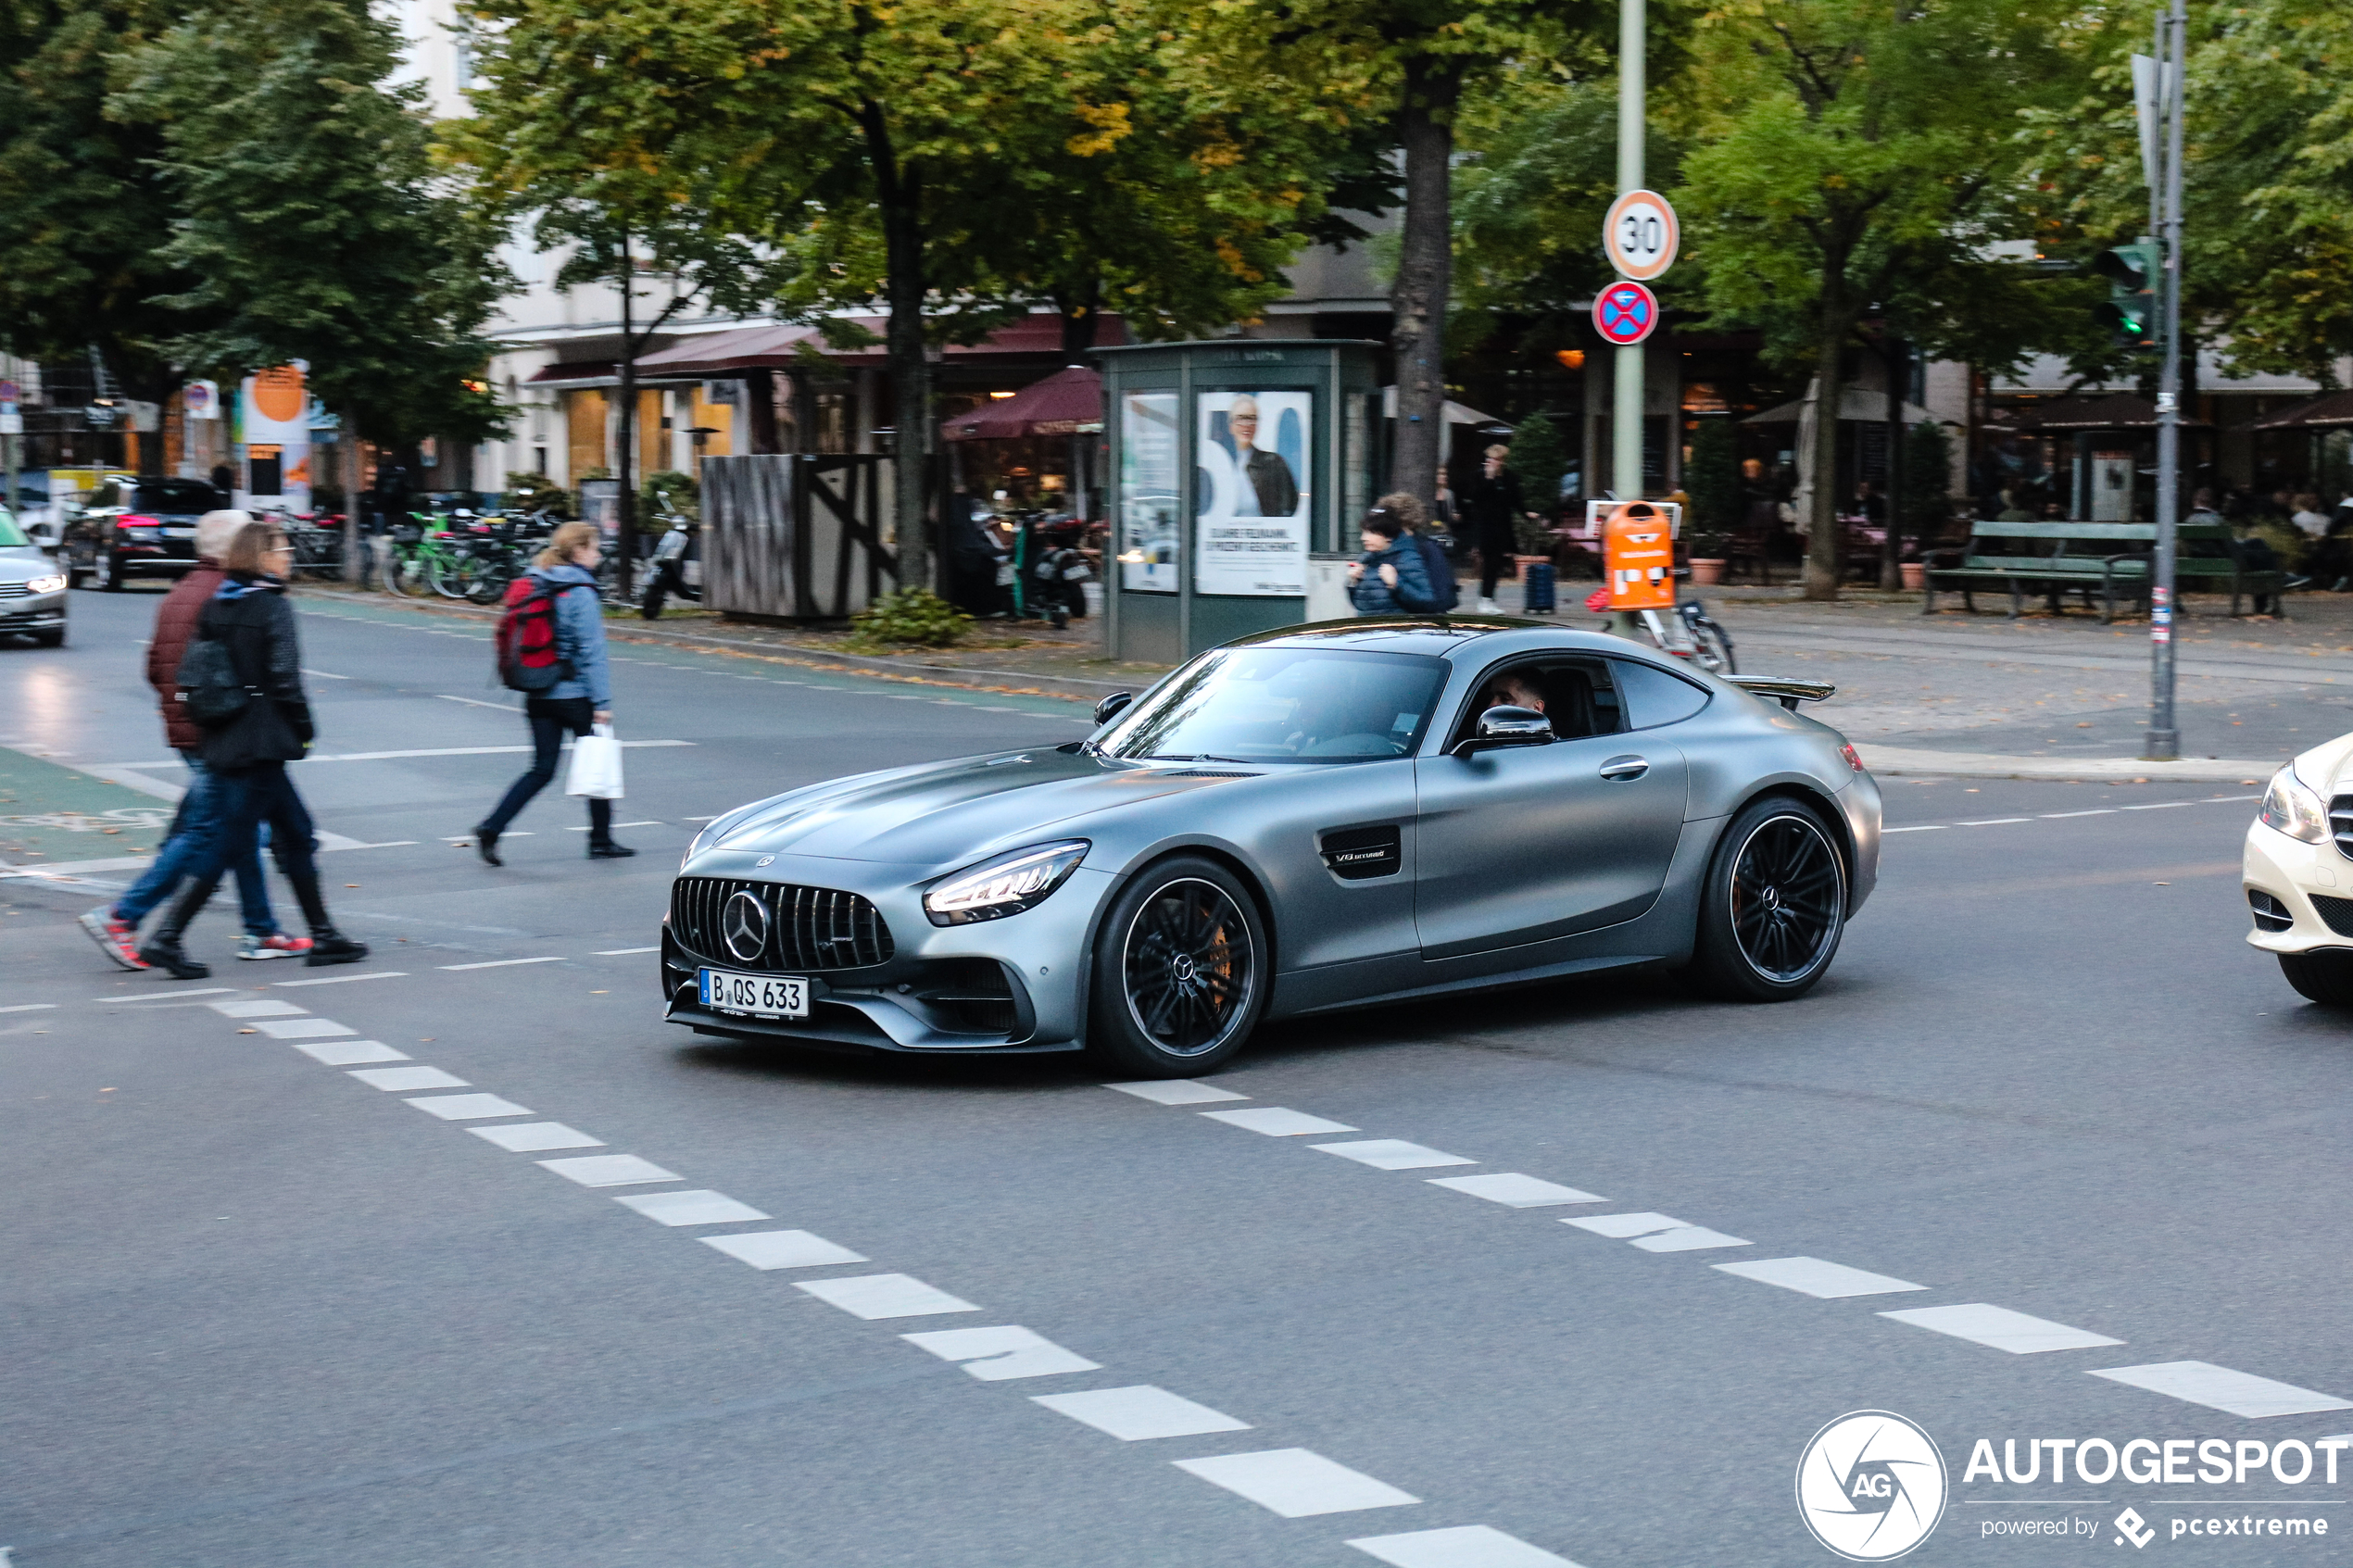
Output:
top-left (1196, 390), bottom-right (1310, 596)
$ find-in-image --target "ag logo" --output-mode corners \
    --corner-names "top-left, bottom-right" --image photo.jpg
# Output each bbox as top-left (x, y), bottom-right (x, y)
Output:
top-left (1795, 1411), bottom-right (1947, 1561)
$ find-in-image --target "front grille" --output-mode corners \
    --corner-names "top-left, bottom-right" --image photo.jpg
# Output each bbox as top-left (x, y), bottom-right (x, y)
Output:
top-left (2248, 889), bottom-right (2295, 933)
top-left (2330, 794), bottom-right (2353, 860)
top-left (0, 582), bottom-right (31, 597)
top-left (670, 876), bottom-right (894, 971)
top-left (2309, 893), bottom-right (2353, 937)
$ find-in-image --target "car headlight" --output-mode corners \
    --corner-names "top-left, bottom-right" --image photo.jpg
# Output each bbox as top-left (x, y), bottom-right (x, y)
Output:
top-left (22, 573), bottom-right (66, 595)
top-left (2259, 763), bottom-right (2332, 845)
top-left (925, 840), bottom-right (1088, 925)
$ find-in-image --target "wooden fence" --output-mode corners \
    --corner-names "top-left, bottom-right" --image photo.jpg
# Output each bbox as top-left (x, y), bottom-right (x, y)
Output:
top-left (701, 455), bottom-right (898, 621)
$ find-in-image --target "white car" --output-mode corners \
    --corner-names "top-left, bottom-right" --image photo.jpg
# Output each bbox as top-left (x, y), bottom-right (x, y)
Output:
top-left (2245, 744), bottom-right (2353, 1003)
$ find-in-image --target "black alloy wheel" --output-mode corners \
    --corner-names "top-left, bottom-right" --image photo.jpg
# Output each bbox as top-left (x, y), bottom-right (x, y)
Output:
top-left (1692, 797), bottom-right (1846, 1000)
top-left (1088, 855), bottom-right (1268, 1076)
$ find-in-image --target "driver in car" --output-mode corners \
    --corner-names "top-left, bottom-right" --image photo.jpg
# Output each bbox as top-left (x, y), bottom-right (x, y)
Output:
top-left (1478, 672), bottom-right (1546, 715)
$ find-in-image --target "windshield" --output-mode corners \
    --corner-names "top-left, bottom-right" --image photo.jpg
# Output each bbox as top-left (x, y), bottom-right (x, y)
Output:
top-left (1100, 646), bottom-right (1447, 764)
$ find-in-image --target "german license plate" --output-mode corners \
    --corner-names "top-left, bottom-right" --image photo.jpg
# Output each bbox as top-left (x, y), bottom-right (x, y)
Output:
top-left (698, 967), bottom-right (809, 1018)
top-left (164, 526), bottom-right (195, 538)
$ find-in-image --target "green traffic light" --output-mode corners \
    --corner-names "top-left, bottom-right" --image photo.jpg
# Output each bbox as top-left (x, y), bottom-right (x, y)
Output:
top-left (2091, 241), bottom-right (2159, 347)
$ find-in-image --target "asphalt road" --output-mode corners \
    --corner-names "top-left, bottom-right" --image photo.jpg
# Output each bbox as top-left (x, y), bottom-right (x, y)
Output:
top-left (5, 588), bottom-right (2352, 1567)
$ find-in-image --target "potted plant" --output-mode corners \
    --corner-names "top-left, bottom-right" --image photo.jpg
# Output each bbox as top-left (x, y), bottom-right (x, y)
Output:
top-left (1685, 527), bottom-right (1731, 585)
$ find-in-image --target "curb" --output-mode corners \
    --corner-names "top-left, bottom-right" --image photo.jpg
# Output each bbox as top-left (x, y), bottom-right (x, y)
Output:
top-left (1856, 744), bottom-right (2274, 784)
top-left (292, 587), bottom-right (1127, 704)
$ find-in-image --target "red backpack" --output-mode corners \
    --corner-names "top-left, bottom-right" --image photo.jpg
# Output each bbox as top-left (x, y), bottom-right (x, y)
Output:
top-left (495, 576), bottom-right (572, 692)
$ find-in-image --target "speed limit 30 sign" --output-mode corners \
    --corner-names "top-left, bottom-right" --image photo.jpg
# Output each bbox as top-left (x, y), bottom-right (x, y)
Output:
top-left (1604, 189), bottom-right (1679, 282)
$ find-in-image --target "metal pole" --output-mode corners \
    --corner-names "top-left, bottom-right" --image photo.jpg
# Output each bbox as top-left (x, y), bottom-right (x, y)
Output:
top-left (2144, 0), bottom-right (2185, 760)
top-left (1612, 0), bottom-right (1645, 502)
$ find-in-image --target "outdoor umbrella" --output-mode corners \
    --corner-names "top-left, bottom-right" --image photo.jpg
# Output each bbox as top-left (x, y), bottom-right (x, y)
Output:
top-left (943, 367), bottom-right (1103, 441)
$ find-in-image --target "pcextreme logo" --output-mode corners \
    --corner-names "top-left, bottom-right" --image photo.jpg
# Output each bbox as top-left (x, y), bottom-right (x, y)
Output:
top-left (1797, 1411), bottom-right (1951, 1562)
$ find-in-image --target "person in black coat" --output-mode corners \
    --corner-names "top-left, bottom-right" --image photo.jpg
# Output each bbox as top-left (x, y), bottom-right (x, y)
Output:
top-left (137, 521), bottom-right (368, 978)
top-left (1458, 443), bottom-right (1529, 611)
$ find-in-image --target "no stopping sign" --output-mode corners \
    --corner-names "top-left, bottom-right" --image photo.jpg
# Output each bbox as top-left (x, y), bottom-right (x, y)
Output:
top-left (1594, 281), bottom-right (1660, 345)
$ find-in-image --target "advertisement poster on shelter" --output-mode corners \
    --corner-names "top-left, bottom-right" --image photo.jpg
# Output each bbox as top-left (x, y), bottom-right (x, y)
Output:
top-left (1195, 390), bottom-right (1310, 596)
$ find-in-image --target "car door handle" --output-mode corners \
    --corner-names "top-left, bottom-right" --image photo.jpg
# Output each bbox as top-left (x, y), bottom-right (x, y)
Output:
top-left (1598, 755), bottom-right (1649, 781)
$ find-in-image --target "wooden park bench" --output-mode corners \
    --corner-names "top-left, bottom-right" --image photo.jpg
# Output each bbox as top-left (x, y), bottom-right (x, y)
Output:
top-left (1921, 521), bottom-right (2287, 621)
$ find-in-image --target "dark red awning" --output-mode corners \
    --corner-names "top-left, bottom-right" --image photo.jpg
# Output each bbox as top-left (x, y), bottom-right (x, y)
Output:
top-left (942, 366), bottom-right (1103, 442)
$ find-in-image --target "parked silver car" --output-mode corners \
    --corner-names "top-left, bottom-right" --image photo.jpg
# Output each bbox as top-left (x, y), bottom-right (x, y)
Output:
top-left (661, 618), bottom-right (1882, 1076)
top-left (0, 508), bottom-right (69, 646)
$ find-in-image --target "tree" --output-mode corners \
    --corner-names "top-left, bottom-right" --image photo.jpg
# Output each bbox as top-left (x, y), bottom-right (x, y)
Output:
top-left (1227, 2), bottom-right (1607, 513)
top-left (1674, 0), bottom-right (2085, 599)
top-left (114, 0), bottom-right (506, 568)
top-left (0, 0), bottom-right (190, 470)
top-left (2020, 0), bottom-right (2353, 384)
top-left (1684, 414), bottom-right (1741, 541)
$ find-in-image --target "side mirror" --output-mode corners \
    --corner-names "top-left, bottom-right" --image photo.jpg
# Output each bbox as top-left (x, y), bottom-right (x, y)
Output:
top-left (1452, 705), bottom-right (1554, 757)
top-left (1093, 691), bottom-right (1134, 727)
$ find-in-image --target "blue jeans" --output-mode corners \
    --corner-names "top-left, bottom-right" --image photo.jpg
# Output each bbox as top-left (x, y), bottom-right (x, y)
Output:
top-left (115, 753), bottom-right (276, 935)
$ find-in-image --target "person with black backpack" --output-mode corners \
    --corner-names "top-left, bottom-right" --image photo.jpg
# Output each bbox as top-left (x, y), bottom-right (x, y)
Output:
top-left (1370, 490), bottom-right (1459, 613)
top-left (137, 521), bottom-right (369, 978)
top-left (472, 521), bottom-right (631, 865)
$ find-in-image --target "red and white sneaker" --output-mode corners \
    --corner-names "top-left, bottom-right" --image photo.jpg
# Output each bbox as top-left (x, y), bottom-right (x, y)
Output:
top-left (79, 906), bottom-right (148, 971)
top-left (238, 933), bottom-right (314, 961)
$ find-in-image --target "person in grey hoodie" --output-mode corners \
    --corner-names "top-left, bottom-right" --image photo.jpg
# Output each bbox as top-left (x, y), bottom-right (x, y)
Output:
top-left (472, 521), bottom-right (634, 863)
top-left (1348, 510), bottom-right (1437, 615)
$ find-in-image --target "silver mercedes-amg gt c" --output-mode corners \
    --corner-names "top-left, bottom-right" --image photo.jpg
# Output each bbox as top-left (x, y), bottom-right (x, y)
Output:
top-left (661, 617), bottom-right (1881, 1077)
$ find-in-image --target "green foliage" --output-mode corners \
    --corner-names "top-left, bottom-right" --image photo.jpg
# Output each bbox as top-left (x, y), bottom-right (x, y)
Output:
top-left (0, 0), bottom-right (191, 418)
top-left (2019, 0), bottom-right (2353, 383)
top-left (109, 0), bottom-right (506, 446)
top-left (1899, 421), bottom-right (1954, 539)
top-left (1684, 418), bottom-right (1741, 545)
top-left (505, 471), bottom-right (571, 517)
top-left (850, 587), bottom-right (974, 649)
top-left (1503, 409), bottom-right (1569, 536)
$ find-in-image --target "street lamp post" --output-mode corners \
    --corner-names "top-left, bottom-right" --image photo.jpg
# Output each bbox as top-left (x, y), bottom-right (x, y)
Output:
top-left (2145, 0), bottom-right (2187, 762)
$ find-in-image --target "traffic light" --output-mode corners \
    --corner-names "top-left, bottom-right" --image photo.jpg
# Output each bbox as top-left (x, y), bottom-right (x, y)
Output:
top-left (2092, 241), bottom-right (2159, 346)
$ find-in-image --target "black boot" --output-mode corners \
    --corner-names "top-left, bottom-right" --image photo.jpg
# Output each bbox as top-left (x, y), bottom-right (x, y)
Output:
top-left (588, 840), bottom-right (636, 859)
top-left (138, 873), bottom-right (217, 979)
top-left (472, 823), bottom-right (503, 867)
top-left (304, 928), bottom-right (369, 967)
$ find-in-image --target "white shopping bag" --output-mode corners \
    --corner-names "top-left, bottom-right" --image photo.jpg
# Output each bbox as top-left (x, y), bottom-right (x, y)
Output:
top-left (565, 722), bottom-right (625, 799)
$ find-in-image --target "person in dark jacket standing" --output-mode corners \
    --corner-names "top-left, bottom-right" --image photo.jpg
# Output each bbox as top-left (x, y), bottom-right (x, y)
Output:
top-left (472, 521), bottom-right (633, 864)
top-left (137, 521), bottom-right (367, 978)
top-left (80, 510), bottom-right (303, 970)
top-left (1459, 444), bottom-right (1530, 612)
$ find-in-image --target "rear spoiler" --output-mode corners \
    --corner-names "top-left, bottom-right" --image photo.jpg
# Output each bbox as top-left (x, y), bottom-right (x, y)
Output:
top-left (1727, 675), bottom-right (1836, 711)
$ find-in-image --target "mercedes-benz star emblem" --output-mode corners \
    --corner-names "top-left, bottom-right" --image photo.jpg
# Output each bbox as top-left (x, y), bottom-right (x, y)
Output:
top-left (722, 890), bottom-right (771, 964)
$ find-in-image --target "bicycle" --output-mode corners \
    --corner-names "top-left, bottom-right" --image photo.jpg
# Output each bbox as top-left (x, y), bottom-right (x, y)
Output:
top-left (1590, 586), bottom-right (1738, 674)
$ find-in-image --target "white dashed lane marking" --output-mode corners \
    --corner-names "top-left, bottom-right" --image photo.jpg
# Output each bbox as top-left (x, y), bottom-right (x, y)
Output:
top-left (405, 1093), bottom-right (533, 1122)
top-left (614, 1189), bottom-right (767, 1226)
top-left (1313, 1139), bottom-right (1477, 1171)
top-left (349, 1065), bottom-right (467, 1091)
top-left (1713, 1257), bottom-right (1927, 1298)
top-left (795, 1273), bottom-right (977, 1320)
top-left (439, 957), bottom-right (565, 971)
top-left (295, 1040), bottom-right (408, 1065)
top-left (700, 1230), bottom-right (869, 1271)
top-left (1428, 1173), bottom-right (1605, 1208)
top-left (471, 1122), bottom-right (604, 1153)
top-left (1628, 1226), bottom-right (1750, 1253)
top-left (537, 1154), bottom-right (679, 1187)
top-left (1884, 792), bottom-right (2259, 834)
top-left (1104, 1079), bottom-right (1250, 1106)
top-left (211, 997), bottom-right (309, 1018)
top-left (595, 947), bottom-right (661, 956)
top-left (1879, 1302), bottom-right (2123, 1354)
top-left (1174, 1449), bottom-right (1420, 1518)
top-left (1201, 1107), bottom-right (1358, 1136)
top-left (1563, 1211), bottom-right (1689, 1239)
top-left (1349, 1524), bottom-right (1586, 1568)
top-left (1033, 1386), bottom-right (1252, 1441)
top-left (273, 971), bottom-right (408, 987)
top-left (0, 1003), bottom-right (59, 1013)
top-left (251, 1017), bottom-right (355, 1038)
top-left (902, 1326), bottom-right (1101, 1382)
top-left (2089, 1361), bottom-right (2353, 1418)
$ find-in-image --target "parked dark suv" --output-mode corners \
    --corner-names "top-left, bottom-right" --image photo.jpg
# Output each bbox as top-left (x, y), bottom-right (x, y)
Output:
top-left (62, 478), bottom-right (227, 590)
